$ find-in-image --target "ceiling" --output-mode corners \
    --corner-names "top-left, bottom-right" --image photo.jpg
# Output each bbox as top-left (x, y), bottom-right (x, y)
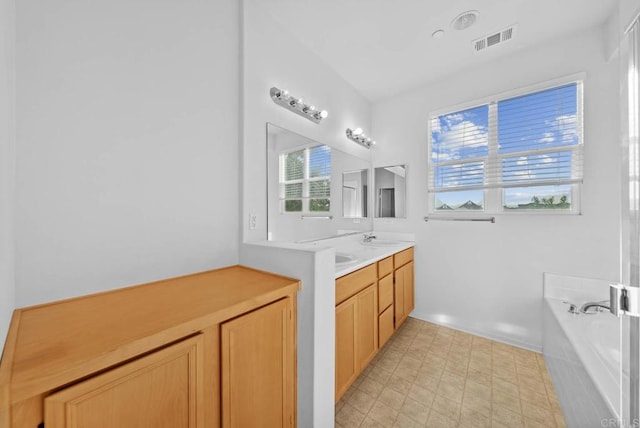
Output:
top-left (258, 0), bottom-right (617, 101)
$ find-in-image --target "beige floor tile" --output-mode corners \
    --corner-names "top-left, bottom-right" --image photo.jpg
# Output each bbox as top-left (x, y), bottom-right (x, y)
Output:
top-left (360, 416), bottom-right (388, 428)
top-left (459, 406), bottom-right (491, 428)
top-left (394, 365), bottom-right (419, 383)
top-left (387, 374), bottom-right (413, 395)
top-left (336, 402), bottom-right (366, 428)
top-left (520, 400), bottom-right (555, 425)
top-left (425, 410), bottom-right (458, 428)
top-left (378, 386), bottom-right (407, 411)
top-left (359, 376), bottom-right (385, 399)
top-left (393, 413), bottom-right (424, 428)
top-left (347, 389), bottom-right (377, 414)
top-left (461, 393), bottom-right (491, 418)
top-left (431, 394), bottom-right (461, 421)
top-left (492, 405), bottom-right (524, 427)
top-left (369, 400), bottom-right (399, 427)
top-left (335, 318), bottom-right (566, 428)
top-left (399, 397), bottom-right (430, 425)
top-left (492, 387), bottom-right (522, 414)
top-left (407, 383), bottom-right (435, 407)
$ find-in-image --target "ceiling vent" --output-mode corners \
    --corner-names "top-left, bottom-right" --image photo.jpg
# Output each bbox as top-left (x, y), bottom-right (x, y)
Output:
top-left (473, 24), bottom-right (517, 53)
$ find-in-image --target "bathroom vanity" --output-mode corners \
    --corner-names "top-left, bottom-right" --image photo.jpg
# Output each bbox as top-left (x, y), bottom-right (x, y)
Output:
top-left (0, 266), bottom-right (299, 428)
top-left (335, 247), bottom-right (414, 401)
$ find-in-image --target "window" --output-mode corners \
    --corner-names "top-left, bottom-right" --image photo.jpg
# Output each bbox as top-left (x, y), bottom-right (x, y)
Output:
top-left (428, 79), bottom-right (583, 213)
top-left (280, 144), bottom-right (331, 214)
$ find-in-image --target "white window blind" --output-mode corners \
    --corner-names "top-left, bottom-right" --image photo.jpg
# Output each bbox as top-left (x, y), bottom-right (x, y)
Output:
top-left (428, 80), bottom-right (583, 212)
top-left (280, 144), bottom-right (331, 213)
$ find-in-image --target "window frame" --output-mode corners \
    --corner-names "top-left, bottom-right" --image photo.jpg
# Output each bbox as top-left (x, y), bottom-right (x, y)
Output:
top-left (427, 73), bottom-right (585, 216)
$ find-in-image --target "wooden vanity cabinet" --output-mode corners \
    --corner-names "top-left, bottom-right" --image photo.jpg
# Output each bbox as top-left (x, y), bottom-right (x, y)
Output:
top-left (1, 266), bottom-right (299, 428)
top-left (334, 247), bottom-right (415, 402)
top-left (335, 265), bottom-right (377, 401)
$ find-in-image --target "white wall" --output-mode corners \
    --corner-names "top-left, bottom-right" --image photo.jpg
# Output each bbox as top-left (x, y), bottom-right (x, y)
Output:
top-left (240, 243), bottom-right (335, 428)
top-left (372, 27), bottom-right (620, 350)
top-left (242, 0), bottom-right (372, 243)
top-left (0, 0), bottom-right (15, 346)
top-left (14, 0), bottom-right (240, 306)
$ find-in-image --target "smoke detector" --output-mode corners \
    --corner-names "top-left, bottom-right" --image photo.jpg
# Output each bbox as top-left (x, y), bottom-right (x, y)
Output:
top-left (451, 10), bottom-right (479, 31)
top-left (472, 25), bottom-right (517, 53)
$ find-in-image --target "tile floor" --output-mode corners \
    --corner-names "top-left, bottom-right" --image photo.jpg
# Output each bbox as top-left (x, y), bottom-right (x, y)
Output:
top-left (335, 317), bottom-right (566, 428)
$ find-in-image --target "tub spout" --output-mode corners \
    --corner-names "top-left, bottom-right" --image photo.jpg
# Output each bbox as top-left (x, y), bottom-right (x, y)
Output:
top-left (580, 300), bottom-right (610, 314)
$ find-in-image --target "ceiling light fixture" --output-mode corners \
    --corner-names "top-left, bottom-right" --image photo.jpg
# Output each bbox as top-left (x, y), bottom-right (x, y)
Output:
top-left (346, 128), bottom-right (376, 148)
top-left (451, 10), bottom-right (479, 31)
top-left (270, 87), bottom-right (328, 124)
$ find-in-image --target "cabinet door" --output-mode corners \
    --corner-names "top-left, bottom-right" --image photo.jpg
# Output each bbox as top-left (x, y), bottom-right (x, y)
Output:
top-left (404, 261), bottom-right (415, 315)
top-left (394, 267), bottom-right (406, 328)
top-left (378, 274), bottom-right (393, 313)
top-left (335, 294), bottom-right (358, 401)
top-left (45, 335), bottom-right (204, 428)
top-left (357, 284), bottom-right (378, 370)
top-left (221, 297), bottom-right (295, 428)
top-left (394, 261), bottom-right (415, 329)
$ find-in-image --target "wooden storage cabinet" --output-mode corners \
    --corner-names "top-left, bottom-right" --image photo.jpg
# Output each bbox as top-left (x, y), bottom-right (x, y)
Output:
top-left (221, 298), bottom-right (295, 428)
top-left (0, 266), bottom-right (300, 428)
top-left (45, 335), bottom-right (204, 428)
top-left (335, 266), bottom-right (378, 401)
top-left (334, 247), bottom-right (414, 402)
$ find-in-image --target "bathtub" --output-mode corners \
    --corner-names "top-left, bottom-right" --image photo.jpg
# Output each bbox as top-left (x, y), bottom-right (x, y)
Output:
top-left (543, 273), bottom-right (628, 427)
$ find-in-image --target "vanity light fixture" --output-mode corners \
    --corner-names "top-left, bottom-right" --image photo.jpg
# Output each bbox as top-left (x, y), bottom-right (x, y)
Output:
top-left (346, 127), bottom-right (376, 148)
top-left (270, 87), bottom-right (328, 124)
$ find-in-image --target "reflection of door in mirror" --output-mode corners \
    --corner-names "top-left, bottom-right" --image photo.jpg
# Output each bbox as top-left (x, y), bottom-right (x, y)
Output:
top-left (342, 169), bottom-right (368, 218)
top-left (374, 165), bottom-right (406, 218)
top-left (378, 188), bottom-right (395, 217)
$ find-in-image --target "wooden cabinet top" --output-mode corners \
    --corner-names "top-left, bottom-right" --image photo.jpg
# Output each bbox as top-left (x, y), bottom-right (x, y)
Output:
top-left (0, 265), bottom-right (300, 410)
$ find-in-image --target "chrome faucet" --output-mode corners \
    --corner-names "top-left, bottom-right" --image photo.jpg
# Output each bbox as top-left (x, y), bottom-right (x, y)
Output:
top-left (580, 300), bottom-right (610, 314)
top-left (363, 232), bottom-right (377, 243)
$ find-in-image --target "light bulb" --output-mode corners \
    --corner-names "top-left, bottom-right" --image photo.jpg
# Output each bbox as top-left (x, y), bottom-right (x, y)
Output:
top-left (353, 128), bottom-right (363, 136)
top-left (319, 110), bottom-right (328, 119)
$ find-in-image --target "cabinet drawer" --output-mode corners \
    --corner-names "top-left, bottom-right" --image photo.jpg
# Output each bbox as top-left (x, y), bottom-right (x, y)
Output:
top-left (336, 264), bottom-right (377, 306)
top-left (377, 257), bottom-right (393, 278)
top-left (378, 274), bottom-right (393, 314)
top-left (378, 306), bottom-right (394, 348)
top-left (393, 247), bottom-right (414, 268)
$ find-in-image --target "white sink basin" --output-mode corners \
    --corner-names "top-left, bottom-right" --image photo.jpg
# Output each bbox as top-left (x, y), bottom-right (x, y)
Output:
top-left (335, 253), bottom-right (357, 265)
top-left (361, 240), bottom-right (403, 247)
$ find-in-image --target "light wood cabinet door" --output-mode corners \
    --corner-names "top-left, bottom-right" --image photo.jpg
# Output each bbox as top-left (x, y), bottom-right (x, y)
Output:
top-left (357, 284), bottom-right (378, 370)
top-left (335, 294), bottom-right (358, 401)
top-left (394, 261), bottom-right (414, 329)
top-left (378, 305), bottom-right (394, 348)
top-left (44, 335), bottom-right (204, 428)
top-left (405, 261), bottom-right (415, 315)
top-left (221, 297), bottom-right (295, 428)
top-left (378, 274), bottom-right (393, 313)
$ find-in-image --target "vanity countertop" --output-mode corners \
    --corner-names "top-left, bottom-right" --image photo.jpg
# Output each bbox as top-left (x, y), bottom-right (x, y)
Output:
top-left (334, 240), bottom-right (414, 278)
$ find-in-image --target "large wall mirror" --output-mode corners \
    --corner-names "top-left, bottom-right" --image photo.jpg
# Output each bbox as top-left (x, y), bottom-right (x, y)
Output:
top-left (374, 165), bottom-right (406, 218)
top-left (267, 123), bottom-right (372, 242)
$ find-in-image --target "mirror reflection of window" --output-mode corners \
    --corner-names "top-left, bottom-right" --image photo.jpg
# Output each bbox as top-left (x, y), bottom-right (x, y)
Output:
top-left (374, 165), bottom-right (406, 218)
top-left (279, 145), bottom-right (331, 214)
